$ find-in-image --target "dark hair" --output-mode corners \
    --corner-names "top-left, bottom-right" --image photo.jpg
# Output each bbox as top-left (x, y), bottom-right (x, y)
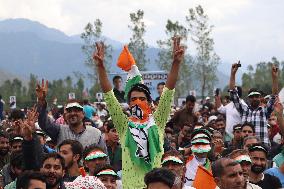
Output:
top-left (215, 118), bottom-right (225, 123)
top-left (144, 168), bottom-right (175, 188)
top-left (16, 171), bottom-right (46, 189)
top-left (0, 131), bottom-right (9, 139)
top-left (157, 82), bottom-right (166, 87)
top-left (41, 153), bottom-right (65, 170)
top-left (161, 150), bottom-right (184, 165)
top-left (83, 145), bottom-right (107, 160)
top-left (9, 109), bottom-right (25, 121)
top-left (83, 99), bottom-right (89, 105)
top-left (127, 83), bottom-right (152, 103)
top-left (241, 122), bottom-right (255, 133)
top-left (212, 158), bottom-right (239, 178)
top-left (58, 139), bottom-right (83, 163)
top-left (228, 149), bottom-right (249, 159)
top-left (113, 75), bottom-right (122, 83)
top-left (186, 95), bottom-right (196, 103)
top-left (93, 164), bottom-right (118, 178)
top-left (104, 120), bottom-right (115, 132)
top-left (10, 151), bottom-right (23, 169)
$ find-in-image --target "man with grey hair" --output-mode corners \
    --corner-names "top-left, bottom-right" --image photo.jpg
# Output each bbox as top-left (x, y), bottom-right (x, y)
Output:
top-left (212, 158), bottom-right (245, 189)
top-left (243, 136), bottom-right (261, 150)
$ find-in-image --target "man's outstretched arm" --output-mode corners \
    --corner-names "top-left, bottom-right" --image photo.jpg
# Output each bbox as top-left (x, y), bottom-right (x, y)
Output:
top-left (165, 37), bottom-right (184, 90)
top-left (94, 42), bottom-right (112, 93)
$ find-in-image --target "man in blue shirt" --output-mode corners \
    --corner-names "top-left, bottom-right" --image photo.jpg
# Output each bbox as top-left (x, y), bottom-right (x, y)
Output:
top-left (265, 150), bottom-right (284, 187)
top-left (83, 99), bottom-right (96, 120)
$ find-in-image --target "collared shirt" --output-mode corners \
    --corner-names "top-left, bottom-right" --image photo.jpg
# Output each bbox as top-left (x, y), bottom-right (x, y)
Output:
top-left (113, 88), bottom-right (126, 103)
top-left (107, 144), bottom-right (122, 171)
top-left (230, 89), bottom-right (276, 146)
top-left (218, 100), bottom-right (246, 138)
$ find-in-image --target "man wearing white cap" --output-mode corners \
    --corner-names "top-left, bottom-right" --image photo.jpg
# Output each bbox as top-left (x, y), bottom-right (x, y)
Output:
top-left (184, 129), bottom-right (213, 187)
top-left (229, 63), bottom-right (279, 147)
top-left (36, 83), bottom-right (106, 150)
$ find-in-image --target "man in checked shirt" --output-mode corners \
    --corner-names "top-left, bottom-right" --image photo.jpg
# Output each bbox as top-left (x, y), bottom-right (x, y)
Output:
top-left (229, 62), bottom-right (279, 148)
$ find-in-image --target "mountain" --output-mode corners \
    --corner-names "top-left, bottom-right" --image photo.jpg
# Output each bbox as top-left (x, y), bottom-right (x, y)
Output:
top-left (0, 18), bottom-right (235, 90)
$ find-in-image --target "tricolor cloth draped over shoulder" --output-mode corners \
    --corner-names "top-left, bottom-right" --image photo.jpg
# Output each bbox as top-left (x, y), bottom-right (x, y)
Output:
top-left (117, 46), bottom-right (161, 172)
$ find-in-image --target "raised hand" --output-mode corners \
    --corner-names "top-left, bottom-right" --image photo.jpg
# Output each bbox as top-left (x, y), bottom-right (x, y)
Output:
top-left (274, 98), bottom-right (283, 116)
top-left (93, 42), bottom-right (105, 67)
top-left (36, 79), bottom-right (48, 103)
top-left (231, 61), bottom-right (240, 75)
top-left (272, 65), bottom-right (279, 80)
top-left (172, 36), bottom-right (185, 64)
top-left (20, 120), bottom-right (34, 140)
top-left (26, 105), bottom-right (39, 131)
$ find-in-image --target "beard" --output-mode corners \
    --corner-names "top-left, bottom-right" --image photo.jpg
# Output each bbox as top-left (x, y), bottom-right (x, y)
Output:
top-left (251, 164), bottom-right (265, 174)
top-left (250, 100), bottom-right (260, 108)
top-left (45, 173), bottom-right (62, 188)
top-left (0, 148), bottom-right (9, 156)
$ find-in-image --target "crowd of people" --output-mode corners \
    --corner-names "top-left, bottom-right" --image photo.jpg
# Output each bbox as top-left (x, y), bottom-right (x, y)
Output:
top-left (0, 37), bottom-right (284, 189)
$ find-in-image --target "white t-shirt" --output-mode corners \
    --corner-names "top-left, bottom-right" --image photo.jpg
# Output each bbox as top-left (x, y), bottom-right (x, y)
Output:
top-left (217, 100), bottom-right (245, 138)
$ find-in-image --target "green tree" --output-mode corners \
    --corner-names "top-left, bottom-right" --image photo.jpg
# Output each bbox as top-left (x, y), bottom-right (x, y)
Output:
top-left (81, 19), bottom-right (113, 93)
top-left (128, 9), bottom-right (148, 70)
top-left (156, 20), bottom-right (192, 98)
top-left (241, 57), bottom-right (283, 95)
top-left (186, 5), bottom-right (220, 98)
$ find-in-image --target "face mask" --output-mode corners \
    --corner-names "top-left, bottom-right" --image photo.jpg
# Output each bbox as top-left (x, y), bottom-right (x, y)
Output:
top-left (191, 144), bottom-right (211, 154)
top-left (130, 99), bottom-right (151, 122)
top-left (251, 164), bottom-right (266, 174)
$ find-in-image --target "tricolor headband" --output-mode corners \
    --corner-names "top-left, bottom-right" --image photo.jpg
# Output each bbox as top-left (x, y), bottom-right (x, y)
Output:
top-left (97, 169), bottom-right (118, 177)
top-left (85, 150), bottom-right (107, 161)
top-left (234, 155), bottom-right (252, 163)
top-left (247, 91), bottom-right (261, 97)
top-left (191, 138), bottom-right (210, 144)
top-left (192, 133), bottom-right (210, 140)
top-left (66, 102), bottom-right (83, 110)
top-left (161, 156), bottom-right (183, 165)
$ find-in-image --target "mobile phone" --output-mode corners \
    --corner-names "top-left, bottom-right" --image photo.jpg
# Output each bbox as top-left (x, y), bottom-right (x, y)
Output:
top-left (237, 60), bottom-right (241, 67)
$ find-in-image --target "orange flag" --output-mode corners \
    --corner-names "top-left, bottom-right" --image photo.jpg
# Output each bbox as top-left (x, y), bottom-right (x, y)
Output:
top-left (192, 166), bottom-right (216, 189)
top-left (117, 45), bottom-right (136, 71)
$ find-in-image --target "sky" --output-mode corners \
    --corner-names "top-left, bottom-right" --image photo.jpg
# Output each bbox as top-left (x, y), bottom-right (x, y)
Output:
top-left (0, 0), bottom-right (284, 68)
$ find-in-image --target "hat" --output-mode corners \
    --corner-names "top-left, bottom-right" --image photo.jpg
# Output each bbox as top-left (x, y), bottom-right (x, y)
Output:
top-left (206, 97), bottom-right (210, 100)
top-left (264, 95), bottom-right (271, 100)
top-left (36, 130), bottom-right (45, 137)
top-left (248, 144), bottom-right (268, 155)
top-left (66, 102), bottom-right (83, 110)
top-left (85, 150), bottom-right (108, 161)
top-left (96, 169), bottom-right (119, 178)
top-left (247, 91), bottom-right (261, 97)
top-left (233, 125), bottom-right (242, 132)
top-left (191, 129), bottom-right (211, 145)
top-left (234, 155), bottom-right (252, 164)
top-left (10, 136), bottom-right (23, 142)
top-left (208, 115), bottom-right (217, 123)
top-left (161, 156), bottom-right (184, 165)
